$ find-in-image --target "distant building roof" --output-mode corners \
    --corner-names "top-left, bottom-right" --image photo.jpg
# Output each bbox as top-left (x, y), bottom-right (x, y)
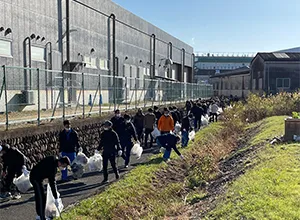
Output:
top-left (210, 66), bottom-right (250, 78)
top-left (195, 56), bottom-right (253, 63)
top-left (253, 52), bottom-right (300, 62)
top-left (275, 47), bottom-right (300, 53)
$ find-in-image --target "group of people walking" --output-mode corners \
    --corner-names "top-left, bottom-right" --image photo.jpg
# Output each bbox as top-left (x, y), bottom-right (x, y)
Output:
top-left (0, 99), bottom-right (223, 220)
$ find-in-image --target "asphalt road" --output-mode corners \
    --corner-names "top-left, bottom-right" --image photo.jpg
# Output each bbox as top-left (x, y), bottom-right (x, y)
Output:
top-left (0, 146), bottom-right (161, 220)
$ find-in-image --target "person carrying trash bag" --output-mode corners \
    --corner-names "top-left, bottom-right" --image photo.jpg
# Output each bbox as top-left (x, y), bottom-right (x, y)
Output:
top-left (158, 108), bottom-right (174, 135)
top-left (111, 109), bottom-right (125, 137)
top-left (59, 120), bottom-right (80, 182)
top-left (156, 133), bottom-right (184, 162)
top-left (181, 114), bottom-right (193, 147)
top-left (0, 144), bottom-right (27, 200)
top-left (30, 156), bottom-right (70, 220)
top-left (97, 120), bottom-right (122, 184)
top-left (133, 108), bottom-right (145, 143)
top-left (120, 114), bottom-right (139, 168)
top-left (144, 108), bottom-right (156, 149)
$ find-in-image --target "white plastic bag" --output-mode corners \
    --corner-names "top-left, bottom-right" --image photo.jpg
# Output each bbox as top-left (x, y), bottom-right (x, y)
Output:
top-left (189, 130), bottom-right (195, 141)
top-left (13, 167), bottom-right (32, 193)
top-left (71, 163), bottom-right (85, 179)
top-left (131, 143), bottom-right (143, 158)
top-left (72, 148), bottom-right (89, 165)
top-left (175, 122), bottom-right (182, 134)
top-left (151, 127), bottom-right (161, 139)
top-left (87, 151), bottom-right (103, 172)
top-left (201, 116), bottom-right (209, 126)
top-left (45, 184), bottom-right (64, 218)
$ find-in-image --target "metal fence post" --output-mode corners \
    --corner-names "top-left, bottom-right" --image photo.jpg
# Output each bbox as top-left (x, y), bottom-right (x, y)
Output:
top-left (158, 79), bottom-right (161, 106)
top-left (62, 70), bottom-right (65, 120)
top-left (143, 78), bottom-right (146, 108)
top-left (82, 72), bottom-right (85, 118)
top-left (3, 65), bottom-right (8, 130)
top-left (37, 68), bottom-right (41, 126)
top-left (135, 78), bottom-right (138, 109)
top-left (99, 74), bottom-right (102, 116)
top-left (125, 77), bottom-right (128, 111)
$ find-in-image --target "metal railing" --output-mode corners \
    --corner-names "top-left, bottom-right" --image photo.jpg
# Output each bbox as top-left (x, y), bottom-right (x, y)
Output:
top-left (0, 65), bottom-right (213, 130)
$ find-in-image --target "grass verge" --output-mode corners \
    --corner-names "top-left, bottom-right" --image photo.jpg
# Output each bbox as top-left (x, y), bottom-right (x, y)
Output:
top-left (206, 116), bottom-right (300, 219)
top-left (60, 121), bottom-right (238, 220)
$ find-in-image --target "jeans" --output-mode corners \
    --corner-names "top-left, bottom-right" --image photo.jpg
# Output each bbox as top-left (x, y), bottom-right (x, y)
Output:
top-left (181, 130), bottom-right (189, 147)
top-left (61, 152), bottom-right (76, 180)
top-left (163, 149), bottom-right (171, 160)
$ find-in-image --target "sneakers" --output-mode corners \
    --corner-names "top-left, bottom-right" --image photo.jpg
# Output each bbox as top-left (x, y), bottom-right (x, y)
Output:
top-left (0, 192), bottom-right (12, 200)
top-left (101, 179), bottom-right (109, 184)
top-left (116, 174), bottom-right (120, 180)
top-left (124, 165), bottom-right (129, 168)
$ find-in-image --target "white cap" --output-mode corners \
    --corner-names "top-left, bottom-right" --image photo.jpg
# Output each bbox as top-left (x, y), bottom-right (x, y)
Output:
top-left (0, 145), bottom-right (2, 151)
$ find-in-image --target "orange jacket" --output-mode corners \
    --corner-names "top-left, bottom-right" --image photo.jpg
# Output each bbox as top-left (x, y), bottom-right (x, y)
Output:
top-left (158, 115), bottom-right (174, 132)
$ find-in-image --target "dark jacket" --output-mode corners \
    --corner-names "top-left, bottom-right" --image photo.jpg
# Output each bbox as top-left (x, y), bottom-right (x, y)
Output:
top-left (181, 116), bottom-right (190, 131)
top-left (157, 133), bottom-right (181, 156)
top-left (2, 147), bottom-right (26, 171)
top-left (154, 111), bottom-right (162, 124)
top-left (191, 105), bottom-right (204, 119)
top-left (171, 111), bottom-right (179, 125)
top-left (97, 129), bottom-right (121, 156)
top-left (157, 133), bottom-right (178, 151)
top-left (144, 113), bottom-right (156, 129)
top-left (30, 156), bottom-right (58, 199)
top-left (133, 113), bottom-right (145, 129)
top-left (59, 129), bottom-right (80, 153)
top-left (175, 110), bottom-right (182, 123)
top-left (119, 122), bottom-right (137, 146)
top-left (111, 116), bottom-right (125, 135)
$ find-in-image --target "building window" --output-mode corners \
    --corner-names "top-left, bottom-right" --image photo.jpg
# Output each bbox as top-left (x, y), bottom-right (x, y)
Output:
top-left (0, 39), bottom-right (12, 57)
top-left (99, 59), bottom-right (108, 70)
top-left (31, 46), bottom-right (45, 62)
top-left (276, 78), bottom-right (290, 88)
top-left (84, 56), bottom-right (97, 69)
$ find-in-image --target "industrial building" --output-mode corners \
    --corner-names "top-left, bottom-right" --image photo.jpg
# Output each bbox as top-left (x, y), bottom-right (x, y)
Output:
top-left (0, 0), bottom-right (205, 115)
top-left (210, 52), bottom-right (300, 97)
top-left (194, 53), bottom-right (254, 83)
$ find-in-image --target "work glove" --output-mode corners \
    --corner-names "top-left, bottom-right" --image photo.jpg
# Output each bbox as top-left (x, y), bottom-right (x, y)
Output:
top-left (118, 150), bottom-right (122, 157)
top-left (54, 199), bottom-right (60, 209)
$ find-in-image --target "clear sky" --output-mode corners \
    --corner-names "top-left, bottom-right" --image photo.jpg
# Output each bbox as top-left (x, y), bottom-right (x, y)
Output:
top-left (112, 0), bottom-right (300, 53)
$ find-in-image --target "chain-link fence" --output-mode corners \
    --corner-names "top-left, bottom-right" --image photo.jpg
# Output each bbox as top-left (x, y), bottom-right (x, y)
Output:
top-left (0, 65), bottom-right (213, 130)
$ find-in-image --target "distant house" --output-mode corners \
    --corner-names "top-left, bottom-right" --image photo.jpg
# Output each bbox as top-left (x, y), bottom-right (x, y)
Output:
top-left (210, 52), bottom-right (300, 97)
top-left (250, 53), bottom-right (300, 95)
top-left (210, 66), bottom-right (250, 97)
